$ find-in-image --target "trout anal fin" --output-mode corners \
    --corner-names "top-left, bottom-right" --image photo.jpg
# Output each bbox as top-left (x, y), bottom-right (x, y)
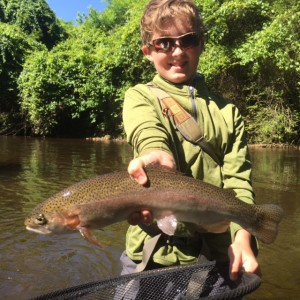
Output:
top-left (78, 227), bottom-right (103, 247)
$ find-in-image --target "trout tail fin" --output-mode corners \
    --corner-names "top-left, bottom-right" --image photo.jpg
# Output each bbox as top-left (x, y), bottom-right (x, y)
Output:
top-left (253, 204), bottom-right (284, 244)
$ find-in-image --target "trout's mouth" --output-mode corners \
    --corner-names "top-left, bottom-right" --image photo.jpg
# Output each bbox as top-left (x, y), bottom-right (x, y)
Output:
top-left (26, 225), bottom-right (52, 235)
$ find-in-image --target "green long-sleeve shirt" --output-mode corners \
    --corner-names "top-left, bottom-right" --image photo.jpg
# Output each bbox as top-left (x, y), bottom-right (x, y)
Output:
top-left (123, 74), bottom-right (255, 265)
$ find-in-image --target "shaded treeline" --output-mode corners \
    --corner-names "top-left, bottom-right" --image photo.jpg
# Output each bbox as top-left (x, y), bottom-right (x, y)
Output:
top-left (0, 0), bottom-right (299, 143)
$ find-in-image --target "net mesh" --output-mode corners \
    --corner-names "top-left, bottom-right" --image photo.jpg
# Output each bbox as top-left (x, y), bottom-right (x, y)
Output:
top-left (32, 261), bottom-right (261, 300)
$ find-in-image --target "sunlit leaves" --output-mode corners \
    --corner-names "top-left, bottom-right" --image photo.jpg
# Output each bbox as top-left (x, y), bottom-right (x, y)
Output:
top-left (0, 0), bottom-right (66, 49)
top-left (197, 0), bottom-right (300, 144)
top-left (1, 0), bottom-right (299, 142)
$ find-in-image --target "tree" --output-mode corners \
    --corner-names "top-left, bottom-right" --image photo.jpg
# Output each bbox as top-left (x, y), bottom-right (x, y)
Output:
top-left (18, 26), bottom-right (108, 137)
top-left (235, 4), bottom-right (300, 143)
top-left (0, 23), bottom-right (45, 134)
top-left (196, 0), bottom-right (300, 143)
top-left (2, 0), bottom-right (300, 143)
top-left (0, 0), bottom-right (67, 134)
top-left (18, 0), bottom-right (153, 137)
top-left (77, 0), bottom-right (135, 31)
top-left (0, 0), bottom-right (66, 49)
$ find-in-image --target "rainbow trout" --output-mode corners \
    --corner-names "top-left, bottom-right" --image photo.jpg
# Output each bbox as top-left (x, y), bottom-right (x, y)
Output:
top-left (25, 167), bottom-right (284, 245)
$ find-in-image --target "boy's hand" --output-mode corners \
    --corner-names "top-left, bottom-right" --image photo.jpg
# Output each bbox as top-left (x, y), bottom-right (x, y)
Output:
top-left (228, 229), bottom-right (260, 281)
top-left (127, 149), bottom-right (176, 185)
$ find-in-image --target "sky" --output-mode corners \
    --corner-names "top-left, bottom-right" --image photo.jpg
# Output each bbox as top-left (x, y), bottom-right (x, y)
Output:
top-left (46, 0), bottom-right (107, 22)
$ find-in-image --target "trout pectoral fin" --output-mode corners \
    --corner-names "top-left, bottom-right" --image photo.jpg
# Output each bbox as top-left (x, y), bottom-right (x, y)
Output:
top-left (62, 207), bottom-right (104, 247)
top-left (65, 216), bottom-right (81, 229)
top-left (78, 227), bottom-right (103, 247)
top-left (61, 208), bottom-right (81, 230)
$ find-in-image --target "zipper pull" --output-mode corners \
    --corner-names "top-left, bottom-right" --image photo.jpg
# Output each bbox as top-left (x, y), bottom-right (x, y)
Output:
top-left (189, 85), bottom-right (197, 121)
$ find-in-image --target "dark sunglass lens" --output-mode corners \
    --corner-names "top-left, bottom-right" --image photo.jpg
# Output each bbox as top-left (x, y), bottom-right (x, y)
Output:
top-left (180, 34), bottom-right (199, 49)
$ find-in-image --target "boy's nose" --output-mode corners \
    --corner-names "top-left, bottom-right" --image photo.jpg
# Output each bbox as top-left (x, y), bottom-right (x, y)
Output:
top-left (172, 42), bottom-right (185, 55)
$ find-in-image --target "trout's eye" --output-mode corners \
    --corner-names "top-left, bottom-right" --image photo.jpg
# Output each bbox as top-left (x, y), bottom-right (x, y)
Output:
top-left (35, 214), bottom-right (47, 225)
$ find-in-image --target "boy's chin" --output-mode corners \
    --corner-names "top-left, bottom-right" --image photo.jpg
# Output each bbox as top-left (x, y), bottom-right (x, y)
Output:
top-left (166, 74), bottom-right (194, 84)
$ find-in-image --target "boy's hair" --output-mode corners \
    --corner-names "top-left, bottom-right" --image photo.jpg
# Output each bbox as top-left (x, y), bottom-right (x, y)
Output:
top-left (140, 0), bottom-right (205, 47)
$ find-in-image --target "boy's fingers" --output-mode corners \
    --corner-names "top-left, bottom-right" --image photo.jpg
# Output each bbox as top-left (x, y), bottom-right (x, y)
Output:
top-left (140, 210), bottom-right (153, 224)
top-left (128, 210), bottom-right (153, 225)
top-left (127, 150), bottom-right (175, 186)
top-left (228, 246), bottom-right (241, 281)
top-left (131, 168), bottom-right (148, 185)
top-left (128, 158), bottom-right (148, 185)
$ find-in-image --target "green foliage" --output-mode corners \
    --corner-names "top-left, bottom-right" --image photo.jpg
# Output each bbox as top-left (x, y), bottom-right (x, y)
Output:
top-left (235, 6), bottom-right (300, 143)
top-left (247, 101), bottom-right (300, 144)
top-left (102, 0), bottom-right (154, 86)
top-left (1, 0), bottom-right (300, 143)
top-left (236, 7), bottom-right (300, 74)
top-left (18, 0), bottom-right (153, 137)
top-left (0, 0), bottom-right (66, 49)
top-left (77, 0), bottom-right (134, 30)
top-left (197, 0), bottom-right (300, 144)
top-left (0, 22), bottom-right (45, 134)
top-left (199, 0), bottom-right (270, 45)
top-left (0, 0), bottom-right (66, 134)
top-left (18, 27), bottom-right (119, 136)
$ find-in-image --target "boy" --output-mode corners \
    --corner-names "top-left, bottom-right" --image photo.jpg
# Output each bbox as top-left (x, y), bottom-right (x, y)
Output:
top-left (122, 0), bottom-right (259, 282)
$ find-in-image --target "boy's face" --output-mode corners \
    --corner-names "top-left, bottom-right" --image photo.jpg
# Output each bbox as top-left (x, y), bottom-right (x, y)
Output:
top-left (142, 23), bottom-right (202, 84)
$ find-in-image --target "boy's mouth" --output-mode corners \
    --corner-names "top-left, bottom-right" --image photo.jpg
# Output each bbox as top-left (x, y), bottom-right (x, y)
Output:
top-left (170, 61), bottom-right (187, 69)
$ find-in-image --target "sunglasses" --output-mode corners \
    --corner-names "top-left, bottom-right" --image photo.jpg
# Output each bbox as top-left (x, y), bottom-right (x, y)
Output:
top-left (148, 32), bottom-right (200, 53)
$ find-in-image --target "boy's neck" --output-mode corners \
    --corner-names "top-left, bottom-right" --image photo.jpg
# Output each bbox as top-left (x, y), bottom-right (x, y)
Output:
top-left (158, 73), bottom-right (198, 87)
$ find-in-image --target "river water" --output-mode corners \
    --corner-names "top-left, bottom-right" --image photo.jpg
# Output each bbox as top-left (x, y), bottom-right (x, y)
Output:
top-left (0, 136), bottom-right (299, 299)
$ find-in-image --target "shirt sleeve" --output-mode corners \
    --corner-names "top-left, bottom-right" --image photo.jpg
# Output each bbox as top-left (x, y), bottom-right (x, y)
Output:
top-left (123, 85), bottom-right (173, 157)
top-left (222, 105), bottom-right (256, 240)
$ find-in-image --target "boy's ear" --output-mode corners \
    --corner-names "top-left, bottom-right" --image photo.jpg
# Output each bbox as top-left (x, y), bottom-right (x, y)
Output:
top-left (142, 45), bottom-right (154, 62)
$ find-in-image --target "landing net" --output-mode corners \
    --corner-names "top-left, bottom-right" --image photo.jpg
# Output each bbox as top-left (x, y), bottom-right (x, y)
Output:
top-left (32, 260), bottom-right (261, 300)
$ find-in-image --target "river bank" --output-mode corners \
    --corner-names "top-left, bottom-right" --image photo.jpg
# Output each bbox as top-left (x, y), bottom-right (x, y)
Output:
top-left (85, 135), bottom-right (300, 150)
